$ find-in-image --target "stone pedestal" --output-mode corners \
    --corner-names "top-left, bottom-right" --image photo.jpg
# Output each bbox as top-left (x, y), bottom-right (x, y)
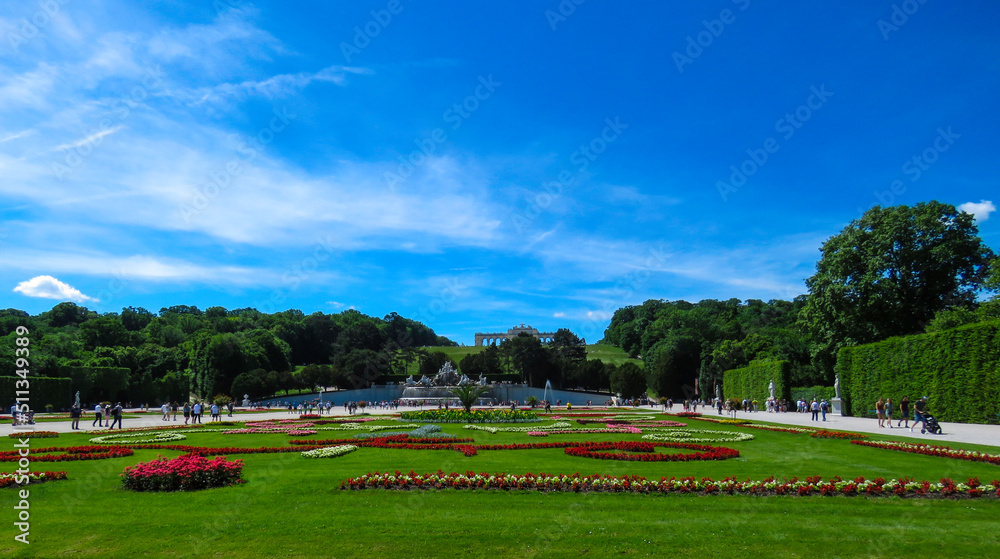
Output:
top-left (831, 397), bottom-right (843, 415)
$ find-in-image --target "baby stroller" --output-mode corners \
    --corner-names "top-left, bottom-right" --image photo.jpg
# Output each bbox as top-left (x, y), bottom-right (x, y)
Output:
top-left (921, 414), bottom-right (942, 434)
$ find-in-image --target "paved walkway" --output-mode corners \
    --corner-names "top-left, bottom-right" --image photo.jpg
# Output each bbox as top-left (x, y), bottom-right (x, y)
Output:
top-left (4, 406), bottom-right (999, 449)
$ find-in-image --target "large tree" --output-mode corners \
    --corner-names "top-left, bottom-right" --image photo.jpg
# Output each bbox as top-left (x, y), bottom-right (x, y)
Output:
top-left (801, 201), bottom-right (995, 375)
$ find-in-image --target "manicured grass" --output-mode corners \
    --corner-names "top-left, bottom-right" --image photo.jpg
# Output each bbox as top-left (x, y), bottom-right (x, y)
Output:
top-left (3, 413), bottom-right (999, 557)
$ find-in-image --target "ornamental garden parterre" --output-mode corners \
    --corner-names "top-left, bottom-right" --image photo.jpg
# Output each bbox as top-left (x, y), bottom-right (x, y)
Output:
top-left (3, 407), bottom-right (1000, 556)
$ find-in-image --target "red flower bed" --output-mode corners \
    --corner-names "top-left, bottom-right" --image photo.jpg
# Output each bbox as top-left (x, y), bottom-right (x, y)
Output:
top-left (0, 471), bottom-right (69, 488)
top-left (0, 446), bottom-right (134, 462)
top-left (670, 412), bottom-right (703, 418)
top-left (343, 471), bottom-right (1000, 498)
top-left (122, 455), bottom-right (244, 492)
top-left (851, 440), bottom-right (1000, 465)
top-left (564, 441), bottom-right (739, 462)
top-left (811, 430), bottom-right (868, 440)
top-left (7, 431), bottom-right (59, 438)
top-left (299, 414), bottom-right (322, 419)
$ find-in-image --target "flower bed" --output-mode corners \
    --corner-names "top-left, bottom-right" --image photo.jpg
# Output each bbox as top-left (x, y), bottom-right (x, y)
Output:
top-left (851, 440), bottom-right (1000, 465)
top-left (301, 445), bottom-right (358, 459)
top-left (669, 412), bottom-right (703, 418)
top-left (86, 424), bottom-right (205, 434)
top-left (811, 430), bottom-right (868, 440)
top-left (0, 471), bottom-right (69, 488)
top-left (299, 414), bottom-right (322, 419)
top-left (463, 422), bottom-right (572, 434)
top-left (122, 455), bottom-right (244, 492)
top-left (564, 441), bottom-right (739, 462)
top-left (399, 409), bottom-right (540, 423)
top-left (89, 432), bottom-right (187, 444)
top-left (641, 429), bottom-right (754, 443)
top-left (0, 446), bottom-right (133, 462)
top-left (7, 431), bottom-right (59, 438)
top-left (341, 471), bottom-right (1000, 498)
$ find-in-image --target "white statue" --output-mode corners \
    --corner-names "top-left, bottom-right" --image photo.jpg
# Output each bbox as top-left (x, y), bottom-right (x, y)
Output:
top-left (768, 380), bottom-right (775, 400)
top-left (834, 375), bottom-right (841, 398)
top-left (405, 375), bottom-right (418, 387)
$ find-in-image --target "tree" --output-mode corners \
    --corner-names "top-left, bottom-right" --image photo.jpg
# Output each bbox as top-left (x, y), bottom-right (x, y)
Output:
top-left (450, 384), bottom-right (490, 412)
top-left (801, 201), bottom-right (995, 375)
top-left (610, 362), bottom-right (646, 400)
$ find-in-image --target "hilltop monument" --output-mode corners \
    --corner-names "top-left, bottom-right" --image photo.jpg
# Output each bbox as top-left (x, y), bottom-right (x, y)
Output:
top-left (475, 323), bottom-right (558, 346)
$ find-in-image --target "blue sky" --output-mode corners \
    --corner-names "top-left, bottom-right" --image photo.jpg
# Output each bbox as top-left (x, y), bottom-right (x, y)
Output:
top-left (1, 0), bottom-right (997, 345)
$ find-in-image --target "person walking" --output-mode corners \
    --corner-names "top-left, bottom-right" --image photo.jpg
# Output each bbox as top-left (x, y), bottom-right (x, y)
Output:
top-left (172, 402), bottom-right (178, 421)
top-left (211, 403), bottom-right (220, 422)
top-left (897, 396), bottom-right (910, 429)
top-left (911, 396), bottom-right (928, 433)
top-left (183, 402), bottom-right (191, 425)
top-left (161, 402), bottom-right (170, 421)
top-left (109, 403), bottom-right (123, 430)
top-left (192, 402), bottom-right (202, 424)
top-left (820, 399), bottom-right (829, 421)
top-left (885, 397), bottom-right (894, 428)
top-left (810, 399), bottom-right (820, 421)
top-left (93, 403), bottom-right (104, 427)
top-left (876, 397), bottom-right (886, 427)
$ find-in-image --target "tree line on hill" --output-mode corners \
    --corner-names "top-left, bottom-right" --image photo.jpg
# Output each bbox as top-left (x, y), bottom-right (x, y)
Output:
top-left (602, 201), bottom-right (999, 400)
top-left (0, 306), bottom-right (455, 405)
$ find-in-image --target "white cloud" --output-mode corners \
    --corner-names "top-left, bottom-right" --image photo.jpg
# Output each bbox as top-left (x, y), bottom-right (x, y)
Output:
top-left (958, 200), bottom-right (996, 222)
top-left (13, 275), bottom-right (97, 302)
top-left (553, 312), bottom-right (566, 318)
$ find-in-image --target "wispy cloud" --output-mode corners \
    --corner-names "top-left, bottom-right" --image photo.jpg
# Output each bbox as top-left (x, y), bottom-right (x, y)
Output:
top-left (54, 125), bottom-right (125, 151)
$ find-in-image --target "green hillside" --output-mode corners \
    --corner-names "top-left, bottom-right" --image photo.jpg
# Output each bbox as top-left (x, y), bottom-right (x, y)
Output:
top-left (418, 343), bottom-right (643, 369)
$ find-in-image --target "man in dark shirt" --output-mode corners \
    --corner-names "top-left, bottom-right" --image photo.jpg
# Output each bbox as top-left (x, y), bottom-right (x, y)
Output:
top-left (911, 396), bottom-right (928, 432)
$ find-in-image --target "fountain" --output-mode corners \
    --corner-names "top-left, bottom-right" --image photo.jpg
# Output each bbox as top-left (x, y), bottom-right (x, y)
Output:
top-left (542, 379), bottom-right (553, 404)
top-left (399, 361), bottom-right (498, 406)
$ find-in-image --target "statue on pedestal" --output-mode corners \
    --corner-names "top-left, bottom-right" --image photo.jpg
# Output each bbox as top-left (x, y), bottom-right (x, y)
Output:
top-left (768, 380), bottom-right (775, 401)
top-left (405, 375), bottom-right (418, 387)
top-left (834, 375), bottom-right (841, 398)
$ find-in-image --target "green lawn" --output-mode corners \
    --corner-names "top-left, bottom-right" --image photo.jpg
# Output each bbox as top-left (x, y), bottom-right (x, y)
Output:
top-left (4, 413), bottom-right (999, 557)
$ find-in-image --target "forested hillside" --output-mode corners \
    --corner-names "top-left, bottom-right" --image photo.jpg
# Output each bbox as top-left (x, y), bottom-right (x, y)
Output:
top-left (0, 304), bottom-right (452, 405)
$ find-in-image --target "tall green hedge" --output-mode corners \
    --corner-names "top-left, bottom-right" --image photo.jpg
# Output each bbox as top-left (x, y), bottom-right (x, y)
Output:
top-left (0, 376), bottom-right (73, 411)
top-left (835, 320), bottom-right (1000, 423)
top-left (723, 361), bottom-right (790, 403)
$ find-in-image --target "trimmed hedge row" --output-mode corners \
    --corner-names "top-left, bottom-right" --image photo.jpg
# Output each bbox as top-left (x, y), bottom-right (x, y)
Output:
top-left (722, 361), bottom-right (790, 403)
top-left (0, 376), bottom-right (73, 410)
top-left (836, 320), bottom-right (1000, 424)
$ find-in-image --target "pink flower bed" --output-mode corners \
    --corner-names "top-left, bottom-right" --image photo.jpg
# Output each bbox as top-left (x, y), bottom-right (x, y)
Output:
top-left (121, 454), bottom-right (244, 492)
